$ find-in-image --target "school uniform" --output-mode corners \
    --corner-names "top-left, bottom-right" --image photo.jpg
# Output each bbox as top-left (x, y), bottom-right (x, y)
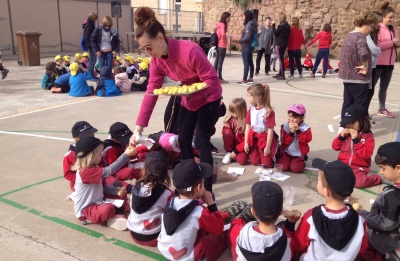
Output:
top-left (96, 66), bottom-right (121, 97)
top-left (157, 197), bottom-right (226, 261)
top-left (127, 182), bottom-right (174, 246)
top-left (63, 144), bottom-right (76, 191)
top-left (278, 122), bottom-right (312, 173)
top-left (68, 71), bottom-right (93, 97)
top-left (115, 72), bottom-right (131, 93)
top-left (131, 69), bottom-right (149, 91)
top-left (294, 204), bottom-right (368, 261)
top-left (56, 65), bottom-right (68, 77)
top-left (55, 72), bottom-right (71, 93)
top-left (222, 118), bottom-right (247, 165)
top-left (245, 106), bottom-right (278, 167)
top-left (125, 64), bottom-right (138, 79)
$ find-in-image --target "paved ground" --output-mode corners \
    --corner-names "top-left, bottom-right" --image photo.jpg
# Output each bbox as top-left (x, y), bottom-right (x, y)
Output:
top-left (0, 52), bottom-right (399, 260)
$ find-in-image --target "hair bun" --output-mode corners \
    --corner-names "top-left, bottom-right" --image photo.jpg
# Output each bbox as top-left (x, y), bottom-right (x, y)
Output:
top-left (380, 2), bottom-right (390, 12)
top-left (134, 7), bottom-right (156, 26)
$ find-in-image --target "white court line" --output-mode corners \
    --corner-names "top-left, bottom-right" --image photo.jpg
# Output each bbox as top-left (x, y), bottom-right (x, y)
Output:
top-left (0, 97), bottom-right (101, 121)
top-left (328, 125), bottom-right (335, 132)
top-left (332, 115), bottom-right (341, 119)
top-left (0, 131), bottom-right (73, 141)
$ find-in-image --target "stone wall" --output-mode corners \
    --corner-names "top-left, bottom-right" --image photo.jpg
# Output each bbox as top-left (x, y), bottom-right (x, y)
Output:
top-left (203, 0), bottom-right (400, 57)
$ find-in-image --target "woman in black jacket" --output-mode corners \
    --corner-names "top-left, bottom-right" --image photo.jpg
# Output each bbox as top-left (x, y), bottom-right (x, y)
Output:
top-left (272, 13), bottom-right (290, 80)
top-left (238, 10), bottom-right (257, 84)
top-left (83, 12), bottom-right (98, 79)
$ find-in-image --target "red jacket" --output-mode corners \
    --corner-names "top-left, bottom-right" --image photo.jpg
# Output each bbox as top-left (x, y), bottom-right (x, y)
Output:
top-left (223, 118), bottom-right (245, 152)
top-left (288, 27), bottom-right (306, 50)
top-left (308, 31), bottom-right (332, 49)
top-left (63, 146), bottom-right (76, 191)
top-left (303, 58), bottom-right (313, 68)
top-left (332, 132), bottom-right (374, 172)
top-left (280, 122), bottom-right (312, 157)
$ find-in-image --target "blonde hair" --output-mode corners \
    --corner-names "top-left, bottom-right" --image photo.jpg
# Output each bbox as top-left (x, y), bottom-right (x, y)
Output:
top-left (224, 98), bottom-right (247, 133)
top-left (291, 17), bottom-right (300, 29)
top-left (71, 144), bottom-right (104, 171)
top-left (279, 13), bottom-right (287, 24)
top-left (247, 84), bottom-right (273, 115)
top-left (102, 16), bottom-right (113, 27)
top-left (88, 12), bottom-right (98, 21)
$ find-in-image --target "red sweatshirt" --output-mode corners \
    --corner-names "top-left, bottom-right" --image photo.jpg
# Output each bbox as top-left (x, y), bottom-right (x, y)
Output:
top-left (288, 27), bottom-right (306, 50)
top-left (63, 145), bottom-right (76, 191)
top-left (308, 31), bottom-right (332, 49)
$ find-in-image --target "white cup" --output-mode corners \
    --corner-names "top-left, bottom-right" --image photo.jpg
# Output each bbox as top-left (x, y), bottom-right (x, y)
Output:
top-left (285, 186), bottom-right (296, 206)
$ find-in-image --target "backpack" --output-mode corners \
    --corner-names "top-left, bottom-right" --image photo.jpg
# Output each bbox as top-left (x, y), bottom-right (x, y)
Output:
top-left (81, 34), bottom-right (88, 51)
top-left (210, 30), bottom-right (218, 48)
top-left (250, 29), bottom-right (259, 48)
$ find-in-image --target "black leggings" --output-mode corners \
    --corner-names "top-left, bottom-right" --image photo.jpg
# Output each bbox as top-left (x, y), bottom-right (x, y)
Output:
top-left (277, 46), bottom-right (287, 77)
top-left (213, 48), bottom-right (226, 80)
top-left (372, 66), bottom-right (394, 110)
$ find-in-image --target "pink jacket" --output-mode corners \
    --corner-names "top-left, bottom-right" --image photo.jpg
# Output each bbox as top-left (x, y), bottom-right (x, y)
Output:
top-left (215, 22), bottom-right (227, 48)
top-left (115, 72), bottom-right (131, 93)
top-left (377, 23), bottom-right (398, 66)
top-left (136, 38), bottom-right (222, 127)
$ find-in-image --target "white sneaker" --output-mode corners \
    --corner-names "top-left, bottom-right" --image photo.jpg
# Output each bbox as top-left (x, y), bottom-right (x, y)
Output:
top-left (106, 214), bottom-right (128, 231)
top-left (222, 152), bottom-right (231, 165)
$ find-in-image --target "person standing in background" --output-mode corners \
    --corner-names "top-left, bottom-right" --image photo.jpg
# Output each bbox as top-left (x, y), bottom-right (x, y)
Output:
top-left (83, 12), bottom-right (98, 79)
top-left (272, 13), bottom-right (290, 80)
top-left (214, 12), bottom-right (231, 84)
top-left (0, 50), bottom-right (9, 80)
top-left (255, 17), bottom-right (275, 76)
top-left (238, 10), bottom-right (257, 84)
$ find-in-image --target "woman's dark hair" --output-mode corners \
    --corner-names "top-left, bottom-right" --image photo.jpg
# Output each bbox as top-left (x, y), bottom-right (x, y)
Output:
top-left (134, 7), bottom-right (166, 39)
top-left (243, 10), bottom-right (254, 25)
top-left (356, 115), bottom-right (371, 133)
top-left (220, 12), bottom-right (231, 32)
top-left (371, 11), bottom-right (382, 44)
top-left (323, 23), bottom-right (332, 33)
top-left (380, 2), bottom-right (395, 18)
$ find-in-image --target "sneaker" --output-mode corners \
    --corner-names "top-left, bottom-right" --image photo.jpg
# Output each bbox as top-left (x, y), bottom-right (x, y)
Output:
top-left (1, 68), bottom-right (9, 80)
top-left (299, 74), bottom-right (303, 79)
top-left (106, 214), bottom-right (128, 231)
top-left (236, 204), bottom-right (255, 223)
top-left (307, 74), bottom-right (315, 78)
top-left (220, 79), bottom-right (229, 84)
top-left (288, 74), bottom-right (294, 79)
top-left (276, 76), bottom-right (286, 80)
top-left (81, 219), bottom-right (94, 225)
top-left (377, 109), bottom-right (395, 118)
top-left (247, 79), bottom-right (254, 84)
top-left (221, 201), bottom-right (247, 223)
top-left (322, 74), bottom-right (326, 78)
top-left (272, 74), bottom-right (279, 78)
top-left (222, 152), bottom-right (232, 165)
top-left (237, 80), bottom-right (247, 84)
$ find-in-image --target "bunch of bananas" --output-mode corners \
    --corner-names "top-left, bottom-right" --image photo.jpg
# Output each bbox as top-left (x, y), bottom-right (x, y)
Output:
top-left (153, 82), bottom-right (207, 95)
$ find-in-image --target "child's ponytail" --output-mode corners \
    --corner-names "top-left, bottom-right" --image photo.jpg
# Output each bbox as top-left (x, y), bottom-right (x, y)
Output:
top-left (137, 151), bottom-right (171, 190)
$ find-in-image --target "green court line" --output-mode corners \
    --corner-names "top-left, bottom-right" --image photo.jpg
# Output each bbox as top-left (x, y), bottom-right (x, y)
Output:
top-left (0, 176), bottom-right (64, 197)
top-left (0, 197), bottom-right (166, 261)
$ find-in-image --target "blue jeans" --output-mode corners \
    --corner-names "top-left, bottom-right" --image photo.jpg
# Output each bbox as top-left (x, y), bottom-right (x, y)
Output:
top-left (242, 45), bottom-right (254, 81)
top-left (98, 51), bottom-right (113, 69)
top-left (288, 49), bottom-right (303, 75)
top-left (88, 48), bottom-right (96, 78)
top-left (312, 48), bottom-right (329, 75)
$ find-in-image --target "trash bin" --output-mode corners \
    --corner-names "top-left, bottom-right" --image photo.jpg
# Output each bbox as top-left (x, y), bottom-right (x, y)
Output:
top-left (15, 31), bottom-right (41, 66)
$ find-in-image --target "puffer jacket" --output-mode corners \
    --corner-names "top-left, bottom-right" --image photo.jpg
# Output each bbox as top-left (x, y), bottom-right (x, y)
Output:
top-left (215, 21), bottom-right (227, 48)
top-left (90, 26), bottom-right (120, 53)
top-left (273, 21), bottom-right (290, 46)
top-left (83, 19), bottom-right (96, 49)
top-left (115, 72), bottom-right (131, 93)
top-left (239, 19), bottom-right (257, 46)
top-left (376, 23), bottom-right (398, 66)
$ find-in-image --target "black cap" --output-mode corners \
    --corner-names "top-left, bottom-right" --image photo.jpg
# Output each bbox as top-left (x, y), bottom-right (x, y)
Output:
top-left (75, 136), bottom-right (103, 158)
top-left (71, 121), bottom-right (98, 138)
top-left (377, 142), bottom-right (400, 163)
top-left (145, 151), bottom-right (168, 178)
top-left (252, 181), bottom-right (283, 220)
top-left (172, 160), bottom-right (212, 190)
top-left (312, 158), bottom-right (355, 197)
top-left (340, 104), bottom-right (365, 126)
top-left (109, 122), bottom-right (133, 146)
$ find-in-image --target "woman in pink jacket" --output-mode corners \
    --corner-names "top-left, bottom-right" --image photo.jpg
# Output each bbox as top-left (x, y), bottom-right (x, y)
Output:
top-left (372, 2), bottom-right (399, 118)
top-left (130, 7), bottom-right (222, 193)
top-left (214, 12), bottom-right (231, 84)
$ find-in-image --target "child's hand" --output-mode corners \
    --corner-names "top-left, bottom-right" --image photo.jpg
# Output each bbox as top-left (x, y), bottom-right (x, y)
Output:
top-left (244, 143), bottom-right (250, 154)
top-left (124, 146), bottom-right (137, 157)
top-left (117, 186), bottom-right (127, 197)
top-left (289, 122), bottom-right (298, 133)
top-left (264, 146), bottom-right (271, 156)
top-left (96, 51), bottom-right (101, 58)
top-left (230, 151), bottom-right (237, 159)
top-left (352, 203), bottom-right (363, 211)
top-left (283, 210), bottom-right (301, 223)
top-left (201, 191), bottom-right (215, 205)
top-left (340, 128), bottom-right (350, 137)
top-left (349, 128), bottom-right (358, 139)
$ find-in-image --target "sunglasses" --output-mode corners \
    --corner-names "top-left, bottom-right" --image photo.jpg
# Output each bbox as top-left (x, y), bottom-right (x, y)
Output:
top-left (138, 44), bottom-right (153, 52)
top-left (103, 24), bottom-right (111, 28)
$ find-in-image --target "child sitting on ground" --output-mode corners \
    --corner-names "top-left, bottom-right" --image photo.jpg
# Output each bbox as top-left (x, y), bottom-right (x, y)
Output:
top-left (81, 52), bottom-right (90, 69)
top-left (51, 72), bottom-right (71, 93)
top-left (127, 151), bottom-right (174, 247)
top-left (74, 53), bottom-right (84, 68)
top-left (222, 98), bottom-right (248, 165)
top-left (229, 181), bottom-right (301, 260)
top-left (96, 66), bottom-right (121, 97)
top-left (278, 103), bottom-right (312, 173)
top-left (68, 62), bottom-right (94, 97)
top-left (63, 121), bottom-right (98, 191)
top-left (55, 55), bottom-right (68, 76)
top-left (332, 104), bottom-right (381, 188)
top-left (114, 66), bottom-right (131, 93)
top-left (63, 55), bottom-right (71, 71)
top-left (356, 142), bottom-right (400, 261)
top-left (114, 55), bottom-right (123, 67)
top-left (302, 52), bottom-right (313, 71)
top-left (131, 61), bottom-right (149, 91)
top-left (72, 136), bottom-right (137, 230)
top-left (124, 55), bottom-right (138, 79)
top-left (42, 61), bottom-right (57, 90)
top-left (157, 159), bottom-right (244, 260)
top-left (294, 158), bottom-right (368, 260)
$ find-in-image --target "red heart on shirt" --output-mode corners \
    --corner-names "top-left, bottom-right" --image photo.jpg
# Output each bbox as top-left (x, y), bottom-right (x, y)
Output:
top-left (143, 218), bottom-right (160, 230)
top-left (169, 246), bottom-right (188, 260)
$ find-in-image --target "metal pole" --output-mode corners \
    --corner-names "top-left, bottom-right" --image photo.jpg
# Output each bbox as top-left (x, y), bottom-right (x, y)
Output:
top-left (175, 9), bottom-right (178, 33)
top-left (57, 0), bottom-right (63, 51)
top-left (7, 0), bottom-right (16, 54)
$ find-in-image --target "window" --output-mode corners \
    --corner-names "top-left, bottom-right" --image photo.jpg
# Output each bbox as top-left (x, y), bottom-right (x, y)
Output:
top-left (159, 0), bottom-right (167, 14)
top-left (175, 0), bottom-right (181, 13)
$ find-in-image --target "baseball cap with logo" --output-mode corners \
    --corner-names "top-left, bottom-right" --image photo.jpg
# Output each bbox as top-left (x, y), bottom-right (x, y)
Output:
top-left (340, 104), bottom-right (365, 126)
top-left (71, 121), bottom-right (98, 138)
top-left (109, 122), bottom-right (133, 146)
top-left (172, 159), bottom-right (212, 191)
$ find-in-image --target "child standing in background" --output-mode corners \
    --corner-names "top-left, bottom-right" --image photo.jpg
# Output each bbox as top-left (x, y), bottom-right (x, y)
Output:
top-left (307, 24), bottom-right (333, 78)
top-left (96, 66), bottom-right (121, 97)
top-left (270, 48), bottom-right (278, 72)
top-left (63, 121), bottom-right (98, 191)
top-left (127, 151), bottom-right (174, 247)
top-left (222, 98), bottom-right (248, 165)
top-left (244, 84), bottom-right (279, 167)
top-left (68, 62), bottom-right (94, 97)
top-left (72, 136), bottom-right (137, 230)
top-left (288, 17), bottom-right (306, 79)
top-left (41, 61), bottom-right (57, 90)
top-left (278, 103), bottom-right (312, 173)
top-left (332, 104), bottom-right (382, 188)
top-left (114, 66), bottom-right (131, 93)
